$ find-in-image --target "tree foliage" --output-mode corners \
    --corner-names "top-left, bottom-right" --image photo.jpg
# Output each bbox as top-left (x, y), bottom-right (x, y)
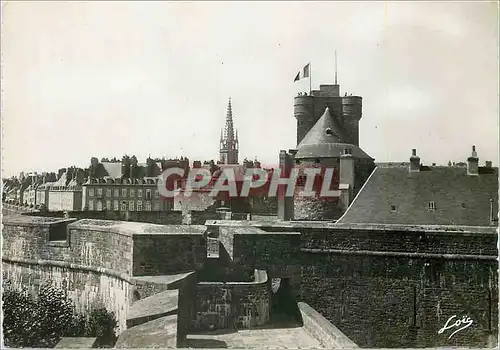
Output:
top-left (86, 308), bottom-right (118, 347)
top-left (2, 281), bottom-right (81, 348)
top-left (2, 280), bottom-right (118, 348)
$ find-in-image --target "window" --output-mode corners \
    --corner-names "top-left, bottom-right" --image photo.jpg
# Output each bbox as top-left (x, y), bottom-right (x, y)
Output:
top-left (155, 189), bottom-right (160, 198)
top-left (138, 189), bottom-right (143, 198)
top-left (88, 200), bottom-right (94, 210)
top-left (146, 189), bottom-right (152, 200)
top-left (154, 201), bottom-right (160, 211)
top-left (129, 200), bottom-right (135, 211)
top-left (97, 188), bottom-right (103, 196)
top-left (120, 201), bottom-right (127, 211)
top-left (88, 188), bottom-right (95, 197)
top-left (137, 200), bottom-right (143, 211)
top-left (106, 200), bottom-right (111, 210)
top-left (106, 188), bottom-right (112, 197)
top-left (390, 205), bottom-right (397, 212)
top-left (122, 188), bottom-right (127, 197)
top-left (130, 188), bottom-right (136, 197)
top-left (428, 201), bottom-right (436, 210)
top-left (145, 201), bottom-right (152, 211)
top-left (114, 189), bottom-right (120, 197)
top-left (96, 200), bottom-right (103, 211)
top-left (114, 200), bottom-right (119, 210)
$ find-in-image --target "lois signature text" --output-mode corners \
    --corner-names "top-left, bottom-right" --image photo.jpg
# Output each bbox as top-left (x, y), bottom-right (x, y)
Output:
top-left (438, 315), bottom-right (473, 339)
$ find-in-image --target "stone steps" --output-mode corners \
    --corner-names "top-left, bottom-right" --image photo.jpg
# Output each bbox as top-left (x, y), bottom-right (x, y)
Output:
top-left (117, 271), bottom-right (197, 347)
top-left (116, 314), bottom-right (178, 348)
top-left (126, 289), bottom-right (179, 328)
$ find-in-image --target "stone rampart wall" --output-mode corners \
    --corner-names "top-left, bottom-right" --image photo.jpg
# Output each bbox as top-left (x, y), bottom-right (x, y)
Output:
top-left (204, 220), bottom-right (498, 348)
top-left (2, 216), bottom-right (135, 332)
top-left (191, 270), bottom-right (270, 331)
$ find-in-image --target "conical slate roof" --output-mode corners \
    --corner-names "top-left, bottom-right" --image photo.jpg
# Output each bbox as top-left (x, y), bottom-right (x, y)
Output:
top-left (295, 107), bottom-right (372, 160)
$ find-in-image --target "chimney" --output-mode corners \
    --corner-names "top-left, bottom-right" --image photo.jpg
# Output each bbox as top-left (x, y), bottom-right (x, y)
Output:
top-left (340, 147), bottom-right (355, 188)
top-left (485, 161), bottom-right (492, 168)
top-left (467, 145), bottom-right (479, 176)
top-left (277, 150), bottom-right (295, 221)
top-left (409, 149), bottom-right (420, 172)
top-left (339, 147), bottom-right (355, 210)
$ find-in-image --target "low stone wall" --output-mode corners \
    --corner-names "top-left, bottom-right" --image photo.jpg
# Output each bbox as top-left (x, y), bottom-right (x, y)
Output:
top-left (192, 269), bottom-right (270, 331)
top-left (298, 302), bottom-right (358, 348)
top-left (19, 209), bottom-right (222, 226)
top-left (190, 211), bottom-right (219, 224)
top-left (2, 203), bottom-right (39, 215)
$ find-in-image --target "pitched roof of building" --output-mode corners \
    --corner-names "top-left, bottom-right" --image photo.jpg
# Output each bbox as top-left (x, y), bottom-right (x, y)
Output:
top-left (101, 162), bottom-right (123, 178)
top-left (295, 107), bottom-right (372, 160)
top-left (338, 165), bottom-right (498, 226)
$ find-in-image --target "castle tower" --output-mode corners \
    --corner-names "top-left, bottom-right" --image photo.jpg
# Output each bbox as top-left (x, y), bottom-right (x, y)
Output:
top-left (293, 57), bottom-right (363, 146)
top-left (219, 98), bottom-right (239, 164)
top-left (292, 107), bottom-right (374, 220)
top-left (341, 95), bottom-right (362, 146)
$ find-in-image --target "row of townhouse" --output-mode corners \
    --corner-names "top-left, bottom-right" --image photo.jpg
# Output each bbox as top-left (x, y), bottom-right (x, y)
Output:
top-left (5, 157), bottom-right (192, 212)
top-left (31, 178), bottom-right (83, 211)
top-left (82, 177), bottom-right (172, 212)
top-left (14, 176), bottom-right (175, 213)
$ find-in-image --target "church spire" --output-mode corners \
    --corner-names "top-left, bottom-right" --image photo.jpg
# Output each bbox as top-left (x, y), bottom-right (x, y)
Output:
top-left (219, 97), bottom-right (239, 164)
top-left (224, 97), bottom-right (235, 141)
top-left (227, 97), bottom-right (232, 119)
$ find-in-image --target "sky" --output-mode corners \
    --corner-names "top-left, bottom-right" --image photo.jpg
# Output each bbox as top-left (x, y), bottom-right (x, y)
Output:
top-left (1, 1), bottom-right (498, 177)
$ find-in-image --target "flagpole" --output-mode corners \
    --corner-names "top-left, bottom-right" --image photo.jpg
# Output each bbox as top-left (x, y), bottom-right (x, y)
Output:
top-left (309, 61), bottom-right (312, 95)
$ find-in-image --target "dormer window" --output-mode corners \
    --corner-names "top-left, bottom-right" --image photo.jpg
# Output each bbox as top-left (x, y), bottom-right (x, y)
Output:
top-left (428, 201), bottom-right (436, 211)
top-left (390, 205), bottom-right (397, 212)
top-left (325, 128), bottom-right (333, 136)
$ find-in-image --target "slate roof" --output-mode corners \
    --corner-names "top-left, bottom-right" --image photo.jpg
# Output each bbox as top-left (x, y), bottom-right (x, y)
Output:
top-left (338, 165), bottom-right (498, 226)
top-left (101, 162), bottom-right (123, 178)
top-left (295, 107), bottom-right (372, 160)
top-left (296, 142), bottom-right (373, 160)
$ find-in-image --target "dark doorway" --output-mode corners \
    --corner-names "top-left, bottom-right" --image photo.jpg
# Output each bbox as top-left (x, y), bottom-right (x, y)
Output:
top-left (270, 278), bottom-right (302, 326)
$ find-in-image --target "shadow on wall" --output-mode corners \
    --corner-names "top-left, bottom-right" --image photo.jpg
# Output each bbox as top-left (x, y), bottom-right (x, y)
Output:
top-left (270, 278), bottom-right (303, 326)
